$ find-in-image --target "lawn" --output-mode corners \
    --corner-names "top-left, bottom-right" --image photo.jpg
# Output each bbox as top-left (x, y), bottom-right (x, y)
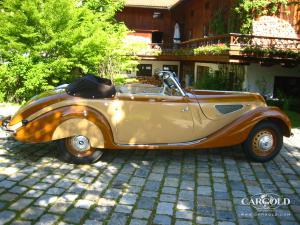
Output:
top-left (285, 110), bottom-right (300, 128)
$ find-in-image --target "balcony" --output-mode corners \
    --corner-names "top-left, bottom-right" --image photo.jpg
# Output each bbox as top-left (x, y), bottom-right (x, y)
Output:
top-left (139, 33), bottom-right (300, 64)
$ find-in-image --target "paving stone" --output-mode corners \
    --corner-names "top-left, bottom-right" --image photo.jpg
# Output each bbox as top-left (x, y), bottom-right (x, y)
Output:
top-left (49, 202), bottom-right (72, 214)
top-left (9, 186), bottom-right (28, 194)
top-left (89, 206), bottom-right (112, 221)
top-left (218, 221), bottom-right (236, 225)
top-left (98, 198), bottom-right (116, 207)
top-left (160, 194), bottom-right (177, 203)
top-left (130, 177), bottom-right (146, 186)
top-left (21, 207), bottom-right (45, 220)
top-left (175, 210), bottom-right (193, 220)
top-left (0, 180), bottom-right (16, 189)
top-left (46, 187), bottom-right (65, 195)
top-left (145, 180), bottom-right (161, 191)
top-left (0, 210), bottom-right (16, 225)
top-left (129, 219), bottom-right (148, 225)
top-left (216, 210), bottom-right (236, 222)
top-left (133, 209), bottom-right (152, 219)
top-left (137, 196), bottom-right (155, 209)
top-left (9, 198), bottom-right (33, 211)
top-left (197, 186), bottom-right (212, 195)
top-left (142, 190), bottom-right (158, 198)
top-left (104, 188), bottom-right (122, 200)
top-left (36, 214), bottom-right (59, 225)
top-left (238, 218), bottom-right (258, 225)
top-left (0, 192), bottom-right (18, 201)
top-left (83, 220), bottom-right (103, 225)
top-left (108, 213), bottom-right (128, 225)
top-left (215, 200), bottom-right (232, 210)
top-left (119, 193), bottom-right (138, 205)
top-left (115, 204), bottom-right (133, 214)
top-left (180, 190), bottom-right (194, 200)
top-left (34, 194), bottom-right (58, 207)
top-left (164, 178), bottom-right (179, 187)
top-left (197, 206), bottom-right (214, 217)
top-left (60, 193), bottom-right (79, 202)
top-left (25, 189), bottom-right (43, 198)
top-left (64, 208), bottom-right (87, 223)
top-left (174, 220), bottom-right (193, 225)
top-left (157, 202), bottom-right (174, 216)
top-left (153, 214), bottom-right (172, 225)
top-left (162, 187), bottom-right (177, 194)
top-left (75, 199), bottom-right (94, 209)
top-left (176, 200), bottom-right (194, 210)
top-left (148, 173), bottom-right (164, 181)
top-left (196, 216), bottom-right (215, 224)
top-left (10, 220), bottom-right (31, 225)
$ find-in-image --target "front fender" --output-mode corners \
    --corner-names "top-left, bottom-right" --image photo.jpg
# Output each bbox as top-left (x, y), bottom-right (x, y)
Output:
top-left (199, 106), bottom-right (292, 148)
top-left (13, 105), bottom-right (115, 148)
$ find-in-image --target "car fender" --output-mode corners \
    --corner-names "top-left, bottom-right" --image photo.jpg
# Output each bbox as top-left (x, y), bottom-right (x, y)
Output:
top-left (14, 105), bottom-right (115, 148)
top-left (198, 106), bottom-right (291, 148)
top-left (52, 118), bottom-right (104, 148)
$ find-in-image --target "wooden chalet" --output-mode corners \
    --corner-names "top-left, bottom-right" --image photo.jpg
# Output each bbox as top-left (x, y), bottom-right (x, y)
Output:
top-left (117, 0), bottom-right (300, 97)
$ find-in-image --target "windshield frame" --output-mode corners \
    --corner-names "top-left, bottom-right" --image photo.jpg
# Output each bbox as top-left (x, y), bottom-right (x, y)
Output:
top-left (160, 71), bottom-right (186, 97)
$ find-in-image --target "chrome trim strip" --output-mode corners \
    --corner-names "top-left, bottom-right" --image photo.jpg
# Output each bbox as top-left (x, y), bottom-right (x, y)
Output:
top-left (117, 138), bottom-right (207, 147)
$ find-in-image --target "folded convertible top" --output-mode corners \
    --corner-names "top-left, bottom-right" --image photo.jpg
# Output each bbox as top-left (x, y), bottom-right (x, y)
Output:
top-left (66, 74), bottom-right (116, 99)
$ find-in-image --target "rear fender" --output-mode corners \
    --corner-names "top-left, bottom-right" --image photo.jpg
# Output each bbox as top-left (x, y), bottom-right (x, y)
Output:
top-left (14, 106), bottom-right (114, 148)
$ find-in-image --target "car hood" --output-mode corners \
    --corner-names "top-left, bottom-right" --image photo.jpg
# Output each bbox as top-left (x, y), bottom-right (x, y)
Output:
top-left (187, 89), bottom-right (266, 103)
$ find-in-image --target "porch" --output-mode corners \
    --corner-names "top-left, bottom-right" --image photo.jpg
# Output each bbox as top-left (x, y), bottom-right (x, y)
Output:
top-left (140, 33), bottom-right (300, 65)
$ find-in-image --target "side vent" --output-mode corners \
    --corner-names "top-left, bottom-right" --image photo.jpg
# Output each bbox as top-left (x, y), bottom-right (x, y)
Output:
top-left (215, 104), bottom-right (243, 114)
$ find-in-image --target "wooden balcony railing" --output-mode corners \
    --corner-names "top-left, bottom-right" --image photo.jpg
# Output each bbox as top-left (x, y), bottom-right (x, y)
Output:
top-left (180, 33), bottom-right (300, 50)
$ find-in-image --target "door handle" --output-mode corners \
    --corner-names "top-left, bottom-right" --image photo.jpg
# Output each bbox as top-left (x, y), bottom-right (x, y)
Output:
top-left (181, 106), bottom-right (189, 112)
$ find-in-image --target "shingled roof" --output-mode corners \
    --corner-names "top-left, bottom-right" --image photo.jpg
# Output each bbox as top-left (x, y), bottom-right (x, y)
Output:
top-left (125, 0), bottom-right (183, 9)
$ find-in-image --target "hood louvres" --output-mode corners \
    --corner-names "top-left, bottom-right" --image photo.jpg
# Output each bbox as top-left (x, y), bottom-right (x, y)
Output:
top-left (215, 104), bottom-right (243, 114)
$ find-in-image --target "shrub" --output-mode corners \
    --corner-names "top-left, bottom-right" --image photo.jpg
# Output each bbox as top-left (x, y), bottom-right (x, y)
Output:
top-left (194, 45), bottom-right (229, 55)
top-left (0, 0), bottom-right (137, 103)
top-left (266, 99), bottom-right (285, 109)
top-left (195, 69), bottom-right (243, 91)
top-left (113, 74), bottom-right (138, 86)
top-left (288, 98), bottom-right (300, 113)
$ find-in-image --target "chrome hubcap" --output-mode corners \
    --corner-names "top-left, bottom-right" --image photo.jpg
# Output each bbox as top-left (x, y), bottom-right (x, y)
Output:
top-left (70, 136), bottom-right (90, 152)
top-left (258, 134), bottom-right (274, 151)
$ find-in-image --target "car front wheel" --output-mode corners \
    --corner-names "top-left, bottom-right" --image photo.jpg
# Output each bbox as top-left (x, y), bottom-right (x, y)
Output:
top-left (57, 135), bottom-right (103, 164)
top-left (243, 121), bottom-right (283, 163)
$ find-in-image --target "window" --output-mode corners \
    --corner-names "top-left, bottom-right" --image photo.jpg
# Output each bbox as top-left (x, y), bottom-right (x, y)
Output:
top-left (274, 76), bottom-right (300, 98)
top-left (152, 32), bottom-right (163, 44)
top-left (137, 64), bottom-right (152, 76)
top-left (163, 65), bottom-right (179, 76)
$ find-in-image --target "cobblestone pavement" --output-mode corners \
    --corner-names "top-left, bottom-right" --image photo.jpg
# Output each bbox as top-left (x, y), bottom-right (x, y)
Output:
top-left (0, 129), bottom-right (299, 225)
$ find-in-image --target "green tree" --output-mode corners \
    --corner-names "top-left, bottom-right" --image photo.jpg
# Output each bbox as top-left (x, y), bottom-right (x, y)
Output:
top-left (230, 0), bottom-right (288, 33)
top-left (0, 0), bottom-right (137, 102)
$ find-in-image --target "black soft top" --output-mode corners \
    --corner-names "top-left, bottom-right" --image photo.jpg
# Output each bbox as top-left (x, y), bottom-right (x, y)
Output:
top-left (66, 74), bottom-right (116, 99)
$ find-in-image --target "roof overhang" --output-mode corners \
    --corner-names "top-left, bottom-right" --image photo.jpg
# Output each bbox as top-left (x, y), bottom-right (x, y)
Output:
top-left (124, 0), bottom-right (184, 10)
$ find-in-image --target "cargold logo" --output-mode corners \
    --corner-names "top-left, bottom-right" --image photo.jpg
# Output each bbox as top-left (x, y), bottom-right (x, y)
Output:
top-left (241, 193), bottom-right (290, 211)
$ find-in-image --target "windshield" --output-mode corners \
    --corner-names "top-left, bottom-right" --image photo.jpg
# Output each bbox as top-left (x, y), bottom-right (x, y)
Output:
top-left (117, 71), bottom-right (185, 97)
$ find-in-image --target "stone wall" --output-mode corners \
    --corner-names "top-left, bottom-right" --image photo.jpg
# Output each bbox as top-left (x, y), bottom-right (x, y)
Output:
top-left (253, 16), bottom-right (298, 38)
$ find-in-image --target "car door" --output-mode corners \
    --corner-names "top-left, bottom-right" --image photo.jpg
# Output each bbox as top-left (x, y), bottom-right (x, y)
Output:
top-left (114, 94), bottom-right (194, 145)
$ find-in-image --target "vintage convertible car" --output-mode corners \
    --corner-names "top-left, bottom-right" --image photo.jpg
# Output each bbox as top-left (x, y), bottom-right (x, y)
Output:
top-left (0, 71), bottom-right (291, 164)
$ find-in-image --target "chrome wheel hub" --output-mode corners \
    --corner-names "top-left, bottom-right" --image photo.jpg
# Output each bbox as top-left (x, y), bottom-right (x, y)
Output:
top-left (70, 136), bottom-right (90, 152)
top-left (258, 134), bottom-right (274, 151)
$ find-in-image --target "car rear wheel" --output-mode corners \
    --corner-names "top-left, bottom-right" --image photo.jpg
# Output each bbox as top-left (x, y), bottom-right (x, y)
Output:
top-left (243, 121), bottom-right (283, 162)
top-left (57, 135), bottom-right (103, 164)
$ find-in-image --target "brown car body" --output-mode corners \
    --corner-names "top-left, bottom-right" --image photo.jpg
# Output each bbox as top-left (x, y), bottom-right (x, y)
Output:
top-left (1, 85), bottom-right (291, 151)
